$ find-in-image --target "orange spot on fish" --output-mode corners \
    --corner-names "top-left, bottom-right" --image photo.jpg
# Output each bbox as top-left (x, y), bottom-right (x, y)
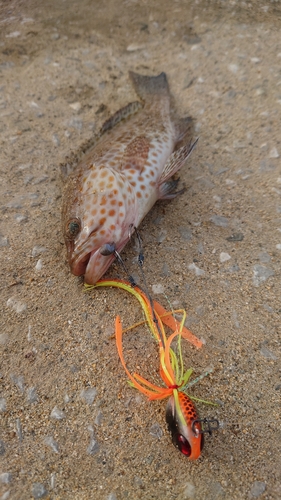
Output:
top-left (100, 208), bottom-right (106, 214)
top-left (99, 217), bottom-right (106, 225)
top-left (100, 196), bottom-right (107, 206)
top-left (136, 191), bottom-right (142, 198)
top-left (118, 201), bottom-right (124, 207)
top-left (108, 209), bottom-right (116, 216)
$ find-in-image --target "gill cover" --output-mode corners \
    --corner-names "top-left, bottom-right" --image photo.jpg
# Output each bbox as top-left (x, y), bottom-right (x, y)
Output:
top-left (166, 392), bottom-right (204, 460)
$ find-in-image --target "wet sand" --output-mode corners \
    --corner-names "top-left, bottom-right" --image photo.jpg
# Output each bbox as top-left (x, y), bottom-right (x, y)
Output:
top-left (0, 1), bottom-right (281, 499)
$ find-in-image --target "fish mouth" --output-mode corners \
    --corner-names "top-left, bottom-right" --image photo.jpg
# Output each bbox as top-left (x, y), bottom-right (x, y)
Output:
top-left (69, 238), bottom-right (130, 284)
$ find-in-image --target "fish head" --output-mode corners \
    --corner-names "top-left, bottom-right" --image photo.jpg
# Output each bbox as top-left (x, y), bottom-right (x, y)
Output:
top-left (63, 166), bottom-right (137, 284)
top-left (166, 392), bottom-right (204, 459)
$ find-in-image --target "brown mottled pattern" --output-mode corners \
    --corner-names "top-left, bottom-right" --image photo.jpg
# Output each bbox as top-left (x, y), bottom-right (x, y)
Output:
top-left (62, 71), bottom-right (195, 284)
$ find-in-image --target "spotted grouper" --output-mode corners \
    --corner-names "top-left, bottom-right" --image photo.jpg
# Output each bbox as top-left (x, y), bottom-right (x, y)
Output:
top-left (62, 71), bottom-right (197, 284)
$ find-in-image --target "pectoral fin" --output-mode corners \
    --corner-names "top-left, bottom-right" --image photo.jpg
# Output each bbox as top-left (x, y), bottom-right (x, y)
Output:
top-left (158, 138), bottom-right (198, 199)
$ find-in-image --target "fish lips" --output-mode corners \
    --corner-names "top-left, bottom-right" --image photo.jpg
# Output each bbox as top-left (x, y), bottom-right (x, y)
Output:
top-left (69, 238), bottom-right (129, 284)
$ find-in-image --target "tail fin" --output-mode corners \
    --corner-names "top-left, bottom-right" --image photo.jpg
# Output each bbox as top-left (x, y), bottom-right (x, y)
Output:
top-left (129, 71), bottom-right (170, 101)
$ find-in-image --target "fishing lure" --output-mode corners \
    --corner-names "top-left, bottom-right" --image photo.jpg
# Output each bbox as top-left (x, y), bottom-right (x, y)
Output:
top-left (85, 279), bottom-right (217, 459)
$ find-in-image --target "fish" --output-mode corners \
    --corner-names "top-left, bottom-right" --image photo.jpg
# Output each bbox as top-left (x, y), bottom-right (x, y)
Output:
top-left (62, 71), bottom-right (197, 284)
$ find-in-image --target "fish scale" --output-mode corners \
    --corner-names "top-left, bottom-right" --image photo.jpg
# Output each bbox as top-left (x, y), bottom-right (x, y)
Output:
top-left (62, 71), bottom-right (197, 284)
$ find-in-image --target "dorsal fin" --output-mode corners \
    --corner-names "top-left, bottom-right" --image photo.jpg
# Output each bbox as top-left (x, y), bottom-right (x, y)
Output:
top-left (100, 101), bottom-right (143, 134)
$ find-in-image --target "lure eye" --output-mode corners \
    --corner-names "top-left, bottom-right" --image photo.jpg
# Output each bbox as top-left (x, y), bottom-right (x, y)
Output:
top-left (65, 218), bottom-right (81, 240)
top-left (175, 434), bottom-right (192, 457)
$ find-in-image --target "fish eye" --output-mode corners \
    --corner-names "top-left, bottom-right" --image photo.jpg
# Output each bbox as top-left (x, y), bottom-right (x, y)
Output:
top-left (65, 218), bottom-right (81, 239)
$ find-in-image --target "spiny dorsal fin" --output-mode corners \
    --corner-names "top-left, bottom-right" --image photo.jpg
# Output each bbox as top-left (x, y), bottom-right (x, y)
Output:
top-left (60, 101), bottom-right (143, 180)
top-left (100, 100), bottom-right (143, 134)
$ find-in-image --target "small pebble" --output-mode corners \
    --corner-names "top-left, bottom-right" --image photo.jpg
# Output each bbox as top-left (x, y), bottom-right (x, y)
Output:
top-left (14, 214), bottom-right (28, 223)
top-left (248, 481), bottom-right (266, 498)
top-left (233, 140), bottom-right (246, 149)
top-left (7, 297), bottom-right (27, 314)
top-left (16, 418), bottom-right (23, 441)
top-left (0, 235), bottom-right (9, 247)
top-left (179, 227), bottom-right (192, 241)
top-left (156, 229), bottom-right (167, 243)
top-left (31, 483), bottom-right (48, 499)
top-left (94, 411), bottom-right (103, 426)
top-left (182, 482), bottom-right (196, 499)
top-left (188, 263), bottom-right (205, 276)
top-left (10, 374), bottom-right (25, 393)
top-left (87, 436), bottom-right (99, 455)
top-left (0, 398), bottom-right (6, 412)
top-left (0, 473), bottom-right (12, 484)
top-left (6, 31), bottom-right (21, 38)
top-left (226, 233), bottom-right (244, 242)
top-left (161, 262), bottom-right (170, 276)
top-left (220, 252), bottom-right (231, 263)
top-left (44, 436), bottom-right (60, 454)
top-left (50, 406), bottom-right (65, 420)
top-left (32, 245), bottom-right (47, 257)
top-left (126, 43), bottom-right (145, 51)
top-left (210, 215), bottom-right (228, 227)
top-left (0, 334), bottom-right (9, 345)
top-left (35, 259), bottom-right (43, 271)
top-left (276, 244), bottom-right (281, 250)
top-left (69, 102), bottom-right (81, 111)
top-left (260, 345), bottom-right (277, 361)
top-left (52, 134), bottom-right (60, 146)
top-left (228, 63), bottom-right (239, 74)
top-left (107, 493), bottom-right (118, 500)
top-left (269, 147), bottom-right (279, 158)
top-left (80, 387), bottom-right (97, 405)
top-left (253, 265), bottom-right (274, 287)
top-left (0, 440), bottom-right (5, 455)
top-left (149, 422), bottom-right (163, 439)
top-left (50, 32), bottom-right (60, 40)
top-left (26, 387), bottom-right (38, 404)
top-left (152, 284), bottom-right (165, 294)
top-left (1, 491), bottom-right (10, 500)
top-left (259, 252), bottom-right (271, 263)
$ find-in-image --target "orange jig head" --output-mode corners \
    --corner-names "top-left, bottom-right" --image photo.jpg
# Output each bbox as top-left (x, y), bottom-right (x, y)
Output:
top-left (166, 392), bottom-right (204, 460)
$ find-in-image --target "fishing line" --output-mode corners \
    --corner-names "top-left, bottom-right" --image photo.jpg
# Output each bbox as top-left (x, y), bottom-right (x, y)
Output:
top-left (131, 226), bottom-right (166, 347)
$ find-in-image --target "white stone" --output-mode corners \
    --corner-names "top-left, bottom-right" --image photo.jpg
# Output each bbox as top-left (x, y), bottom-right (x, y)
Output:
top-left (6, 31), bottom-right (21, 38)
top-left (35, 259), bottom-right (43, 271)
top-left (220, 252), bottom-right (231, 263)
top-left (269, 147), bottom-right (279, 158)
top-left (152, 284), bottom-right (165, 294)
top-left (188, 263), bottom-right (205, 276)
top-left (7, 297), bottom-right (27, 314)
top-left (228, 64), bottom-right (239, 74)
top-left (69, 102), bottom-right (81, 111)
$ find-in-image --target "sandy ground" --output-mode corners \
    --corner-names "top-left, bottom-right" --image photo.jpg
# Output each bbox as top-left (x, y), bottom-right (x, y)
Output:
top-left (1, 1), bottom-right (281, 499)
